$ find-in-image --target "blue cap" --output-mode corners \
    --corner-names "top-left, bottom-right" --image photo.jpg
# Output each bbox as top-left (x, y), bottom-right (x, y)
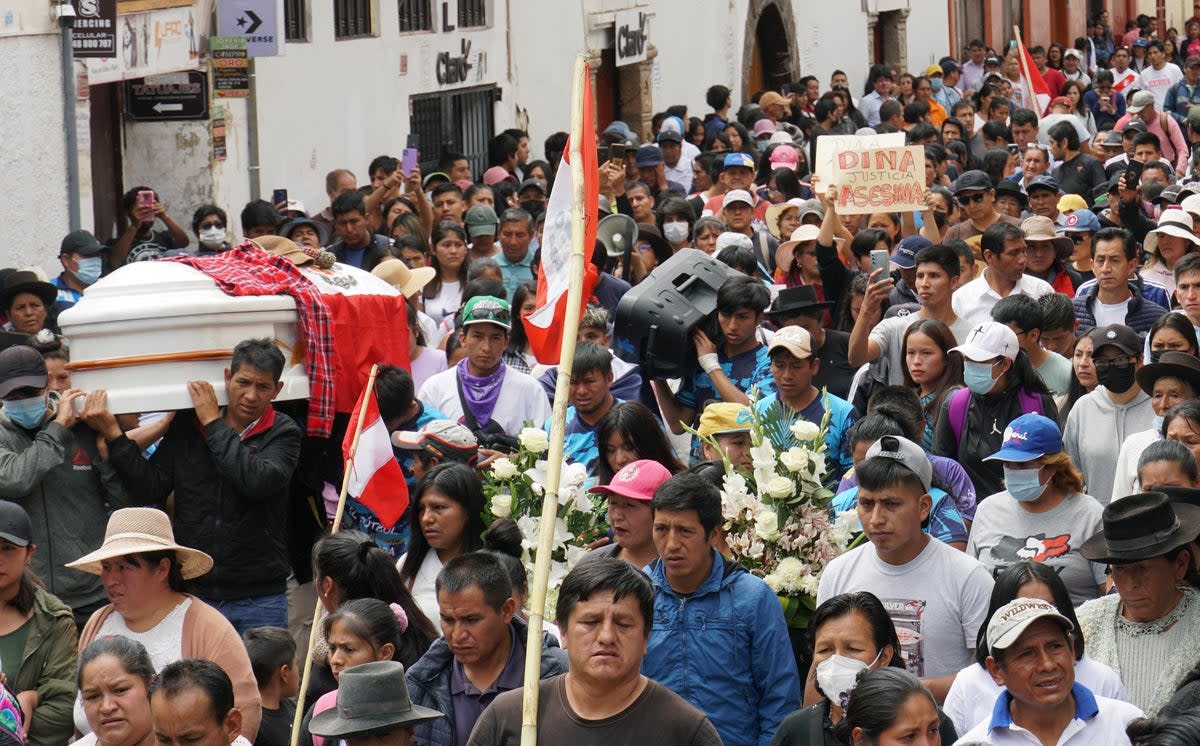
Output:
top-left (723, 152), bottom-right (756, 171)
top-left (1026, 175), bottom-right (1062, 194)
top-left (1059, 209), bottom-right (1100, 233)
top-left (635, 144), bottom-right (663, 167)
top-left (893, 236), bottom-right (932, 269)
top-left (984, 414), bottom-right (1063, 462)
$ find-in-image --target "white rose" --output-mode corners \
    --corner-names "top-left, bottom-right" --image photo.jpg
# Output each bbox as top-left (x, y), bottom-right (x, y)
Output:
top-left (764, 476), bottom-right (796, 500)
top-left (490, 457), bottom-right (518, 481)
top-left (776, 556), bottom-right (804, 583)
top-left (490, 493), bottom-right (514, 518)
top-left (789, 419), bottom-right (821, 442)
top-left (519, 428), bottom-right (550, 454)
top-left (755, 509), bottom-right (781, 540)
top-left (779, 447), bottom-right (809, 473)
top-left (762, 573), bottom-right (783, 592)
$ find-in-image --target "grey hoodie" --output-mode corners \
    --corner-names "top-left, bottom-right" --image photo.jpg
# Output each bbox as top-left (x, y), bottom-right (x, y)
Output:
top-left (0, 392), bottom-right (130, 609)
top-left (1063, 386), bottom-right (1153, 505)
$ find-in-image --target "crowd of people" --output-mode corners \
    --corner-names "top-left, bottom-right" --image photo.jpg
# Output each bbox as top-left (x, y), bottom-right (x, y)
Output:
top-left (9, 11), bottom-right (1200, 746)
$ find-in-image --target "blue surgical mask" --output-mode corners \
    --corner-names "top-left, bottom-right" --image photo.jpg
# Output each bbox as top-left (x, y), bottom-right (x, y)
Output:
top-left (963, 360), bottom-right (998, 395)
top-left (1152, 414), bottom-right (1165, 434)
top-left (74, 257), bottom-right (102, 286)
top-left (931, 78), bottom-right (944, 91)
top-left (1004, 465), bottom-right (1048, 502)
top-left (4, 396), bottom-right (46, 430)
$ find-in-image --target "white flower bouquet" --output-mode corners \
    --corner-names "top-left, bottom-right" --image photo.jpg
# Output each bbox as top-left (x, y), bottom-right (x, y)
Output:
top-left (696, 391), bottom-right (858, 628)
top-left (481, 426), bottom-right (607, 611)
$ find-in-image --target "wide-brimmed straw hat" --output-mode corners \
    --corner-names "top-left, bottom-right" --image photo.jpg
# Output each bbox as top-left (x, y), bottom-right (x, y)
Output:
top-left (371, 258), bottom-right (436, 299)
top-left (66, 508), bottom-right (213, 579)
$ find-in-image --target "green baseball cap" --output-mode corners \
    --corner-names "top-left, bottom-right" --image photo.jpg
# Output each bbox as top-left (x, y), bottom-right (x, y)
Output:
top-left (461, 295), bottom-right (512, 330)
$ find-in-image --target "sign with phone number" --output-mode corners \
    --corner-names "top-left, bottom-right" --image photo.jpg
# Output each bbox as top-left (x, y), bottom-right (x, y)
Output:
top-left (210, 36), bottom-right (249, 98)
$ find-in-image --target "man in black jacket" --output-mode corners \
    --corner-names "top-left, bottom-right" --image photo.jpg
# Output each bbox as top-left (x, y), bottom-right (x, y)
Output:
top-left (82, 338), bottom-right (301, 634)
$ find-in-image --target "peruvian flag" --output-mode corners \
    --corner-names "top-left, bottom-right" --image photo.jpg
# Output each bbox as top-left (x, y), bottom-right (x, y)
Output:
top-left (1015, 32), bottom-right (1052, 116)
top-left (342, 379), bottom-right (409, 529)
top-left (523, 66), bottom-right (600, 364)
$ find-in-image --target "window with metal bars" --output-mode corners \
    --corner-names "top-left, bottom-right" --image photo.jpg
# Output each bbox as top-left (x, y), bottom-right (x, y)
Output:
top-left (458, 0), bottom-right (486, 28)
top-left (398, 0), bottom-right (433, 33)
top-left (334, 0), bottom-right (375, 39)
top-left (410, 86), bottom-right (500, 177)
top-left (284, 0), bottom-right (307, 41)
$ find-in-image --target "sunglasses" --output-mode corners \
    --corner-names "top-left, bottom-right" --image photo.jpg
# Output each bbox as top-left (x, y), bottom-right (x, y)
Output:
top-left (1066, 233), bottom-right (1088, 244)
top-left (957, 192), bottom-right (988, 206)
top-left (467, 304), bottom-right (511, 326)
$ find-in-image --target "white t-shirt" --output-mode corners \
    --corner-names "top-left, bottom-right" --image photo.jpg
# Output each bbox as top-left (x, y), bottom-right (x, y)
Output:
top-left (954, 688), bottom-right (1143, 746)
top-left (397, 550), bottom-right (443, 635)
top-left (817, 538), bottom-right (994, 678)
top-left (869, 312), bottom-right (975, 385)
top-left (966, 491), bottom-right (1107, 606)
top-left (1140, 63), bottom-right (1184, 109)
top-left (1093, 297), bottom-right (1131, 328)
top-left (418, 364), bottom-right (551, 435)
top-left (952, 271), bottom-right (1056, 327)
top-left (943, 658), bottom-right (1128, 736)
top-left (423, 281), bottom-right (462, 324)
top-left (1111, 429), bottom-right (1160, 499)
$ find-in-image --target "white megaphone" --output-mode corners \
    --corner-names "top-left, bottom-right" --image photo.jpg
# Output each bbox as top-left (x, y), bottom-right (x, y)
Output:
top-left (597, 213), bottom-right (637, 259)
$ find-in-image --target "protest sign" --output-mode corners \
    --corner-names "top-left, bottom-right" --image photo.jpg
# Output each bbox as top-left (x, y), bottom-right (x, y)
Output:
top-left (813, 132), bottom-right (904, 185)
top-left (829, 145), bottom-right (926, 215)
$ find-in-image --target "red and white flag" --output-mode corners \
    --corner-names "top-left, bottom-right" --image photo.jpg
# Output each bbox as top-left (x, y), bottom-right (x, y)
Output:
top-left (342, 379), bottom-right (409, 529)
top-left (523, 65), bottom-right (600, 364)
top-left (1015, 32), bottom-right (1052, 116)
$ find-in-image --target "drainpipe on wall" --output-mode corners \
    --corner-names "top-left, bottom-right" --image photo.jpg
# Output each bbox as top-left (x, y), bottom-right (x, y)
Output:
top-left (54, 0), bottom-right (81, 231)
top-left (247, 58), bottom-right (260, 200)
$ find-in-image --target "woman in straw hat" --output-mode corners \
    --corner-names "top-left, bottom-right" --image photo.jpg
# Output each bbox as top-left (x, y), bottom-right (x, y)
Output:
top-left (0, 501), bottom-right (78, 746)
top-left (67, 508), bottom-right (261, 740)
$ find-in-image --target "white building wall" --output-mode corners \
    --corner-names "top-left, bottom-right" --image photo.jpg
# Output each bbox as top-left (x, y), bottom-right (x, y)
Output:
top-left (0, 0), bottom-right (69, 271)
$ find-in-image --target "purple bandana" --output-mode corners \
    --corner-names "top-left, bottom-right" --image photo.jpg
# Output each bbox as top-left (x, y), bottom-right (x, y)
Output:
top-left (457, 358), bottom-right (506, 427)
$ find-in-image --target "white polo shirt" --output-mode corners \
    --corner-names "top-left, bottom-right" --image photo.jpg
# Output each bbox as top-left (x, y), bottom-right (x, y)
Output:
top-left (952, 269), bottom-right (1056, 326)
top-left (954, 683), bottom-right (1143, 746)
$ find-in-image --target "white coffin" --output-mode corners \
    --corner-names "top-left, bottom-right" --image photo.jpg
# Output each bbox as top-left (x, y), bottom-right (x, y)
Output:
top-left (56, 262), bottom-right (310, 415)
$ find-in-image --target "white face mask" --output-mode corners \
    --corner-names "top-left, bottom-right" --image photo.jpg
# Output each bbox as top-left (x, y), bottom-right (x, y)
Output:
top-left (199, 227), bottom-right (226, 247)
top-left (816, 651), bottom-right (882, 708)
top-left (663, 221), bottom-right (690, 244)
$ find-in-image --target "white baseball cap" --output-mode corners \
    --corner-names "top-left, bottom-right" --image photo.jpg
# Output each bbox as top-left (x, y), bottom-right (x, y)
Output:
top-left (952, 321), bottom-right (1020, 362)
top-left (986, 598), bottom-right (1073, 652)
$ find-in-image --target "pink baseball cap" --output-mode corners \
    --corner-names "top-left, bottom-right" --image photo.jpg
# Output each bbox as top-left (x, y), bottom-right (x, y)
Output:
top-left (588, 459), bottom-right (672, 501)
top-left (752, 119), bottom-right (777, 138)
top-left (769, 144), bottom-right (800, 169)
top-left (482, 166), bottom-right (515, 186)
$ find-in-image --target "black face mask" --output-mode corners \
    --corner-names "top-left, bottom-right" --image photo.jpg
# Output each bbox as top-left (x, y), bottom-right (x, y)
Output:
top-left (1097, 361), bottom-right (1137, 393)
top-left (1150, 349), bottom-right (1166, 364)
top-left (520, 200), bottom-right (545, 220)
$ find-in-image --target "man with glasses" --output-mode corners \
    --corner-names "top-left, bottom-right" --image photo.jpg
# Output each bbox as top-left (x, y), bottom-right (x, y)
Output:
top-left (1072, 228), bottom-right (1168, 335)
top-left (944, 170), bottom-right (1021, 243)
top-left (953, 222), bottom-right (1055, 326)
top-left (417, 296), bottom-right (551, 439)
top-left (1064, 324), bottom-right (1154, 504)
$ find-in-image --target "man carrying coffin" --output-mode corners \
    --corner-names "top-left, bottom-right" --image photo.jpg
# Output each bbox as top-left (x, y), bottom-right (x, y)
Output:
top-left (81, 337), bottom-right (302, 634)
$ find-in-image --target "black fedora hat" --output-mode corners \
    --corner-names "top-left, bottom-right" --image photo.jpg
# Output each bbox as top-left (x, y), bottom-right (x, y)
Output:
top-left (768, 285), bottom-right (832, 317)
top-left (1136, 351), bottom-right (1200, 397)
top-left (1080, 492), bottom-right (1200, 564)
top-left (308, 661), bottom-right (442, 738)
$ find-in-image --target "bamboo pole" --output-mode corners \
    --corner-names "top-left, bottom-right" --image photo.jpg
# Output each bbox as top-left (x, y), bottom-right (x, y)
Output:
top-left (520, 54), bottom-right (590, 746)
top-left (289, 364), bottom-right (381, 746)
top-left (1013, 26), bottom-right (1038, 115)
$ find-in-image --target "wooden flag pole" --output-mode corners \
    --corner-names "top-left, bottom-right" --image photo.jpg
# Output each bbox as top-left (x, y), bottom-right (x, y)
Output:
top-left (289, 364), bottom-right (381, 746)
top-left (520, 54), bottom-right (590, 746)
top-left (1013, 26), bottom-right (1037, 114)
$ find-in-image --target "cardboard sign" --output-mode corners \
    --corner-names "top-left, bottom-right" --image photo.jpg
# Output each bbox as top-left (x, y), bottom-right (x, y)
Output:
top-left (813, 132), bottom-right (905, 187)
top-left (830, 145), bottom-right (927, 215)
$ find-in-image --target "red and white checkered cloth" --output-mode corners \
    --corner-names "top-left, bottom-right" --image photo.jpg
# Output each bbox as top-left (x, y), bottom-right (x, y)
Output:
top-left (167, 243), bottom-right (335, 437)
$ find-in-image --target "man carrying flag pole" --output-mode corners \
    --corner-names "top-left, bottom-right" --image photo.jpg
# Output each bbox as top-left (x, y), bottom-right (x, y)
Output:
top-left (1015, 27), bottom-right (1053, 116)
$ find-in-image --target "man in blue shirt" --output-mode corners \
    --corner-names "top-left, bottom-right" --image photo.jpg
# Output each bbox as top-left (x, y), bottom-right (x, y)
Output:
top-left (754, 325), bottom-right (859, 482)
top-left (495, 208), bottom-right (535, 300)
top-left (544, 342), bottom-right (619, 474)
top-left (654, 275), bottom-right (774, 460)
